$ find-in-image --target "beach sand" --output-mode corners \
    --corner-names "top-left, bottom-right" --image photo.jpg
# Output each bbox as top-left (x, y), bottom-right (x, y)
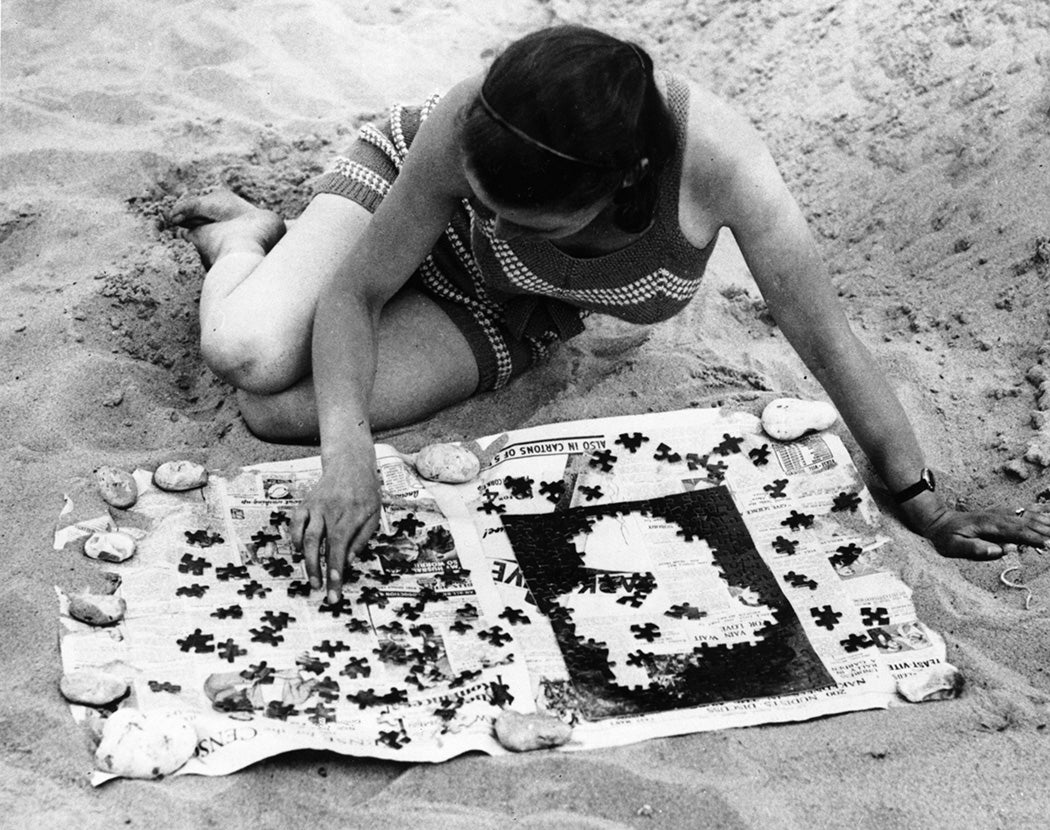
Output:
top-left (2, 0), bottom-right (1050, 827)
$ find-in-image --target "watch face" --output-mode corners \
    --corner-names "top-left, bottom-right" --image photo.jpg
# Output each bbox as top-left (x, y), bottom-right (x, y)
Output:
top-left (922, 468), bottom-right (935, 491)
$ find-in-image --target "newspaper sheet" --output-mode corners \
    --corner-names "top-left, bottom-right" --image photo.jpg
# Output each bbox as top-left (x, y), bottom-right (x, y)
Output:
top-left (55, 408), bottom-right (948, 782)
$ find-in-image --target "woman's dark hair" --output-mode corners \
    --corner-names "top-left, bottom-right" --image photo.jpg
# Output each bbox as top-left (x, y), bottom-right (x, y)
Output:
top-left (461, 25), bottom-right (676, 233)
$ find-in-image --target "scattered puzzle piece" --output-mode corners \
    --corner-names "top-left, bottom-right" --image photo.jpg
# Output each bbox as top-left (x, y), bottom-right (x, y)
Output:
top-left (829, 543), bottom-right (863, 569)
top-left (393, 513), bottom-right (426, 536)
top-left (305, 702), bottom-right (336, 724)
top-left (705, 460), bottom-right (728, 482)
top-left (626, 650), bottom-right (655, 667)
top-left (147, 680), bottom-right (181, 693)
top-left (665, 603), bottom-right (705, 620)
top-left (216, 563), bottom-right (250, 581)
top-left (344, 618), bottom-right (372, 635)
top-left (376, 729), bottom-right (410, 749)
top-left (781, 510), bottom-right (815, 531)
top-left (498, 606), bottom-right (531, 625)
top-left (772, 536), bottom-right (799, 555)
top-left (176, 628), bottom-right (215, 653)
top-left (287, 580), bottom-right (312, 597)
top-left (713, 433), bottom-right (744, 456)
top-left (477, 626), bottom-right (512, 647)
top-left (860, 606), bottom-right (890, 627)
top-left (261, 557), bottom-right (294, 578)
top-left (395, 601), bottom-right (423, 621)
top-left (503, 476), bottom-right (534, 499)
top-left (840, 633), bottom-right (875, 653)
top-left (748, 444), bottom-right (771, 465)
top-left (250, 529), bottom-right (281, 552)
top-left (579, 484), bottom-right (603, 501)
top-left (615, 432), bottom-right (650, 453)
top-left (630, 623), bottom-right (661, 642)
top-left (321, 596), bottom-right (358, 616)
top-left (685, 452), bottom-right (706, 471)
top-left (185, 529), bottom-right (224, 548)
top-left (589, 449), bottom-right (617, 472)
top-left (240, 662), bottom-right (275, 684)
top-left (314, 677), bottom-right (340, 701)
top-left (539, 480), bottom-right (566, 504)
top-left (449, 619), bottom-right (473, 634)
top-left (653, 442), bottom-right (681, 463)
top-left (178, 553), bottom-right (212, 575)
top-left (175, 583), bottom-right (209, 598)
top-left (810, 605), bottom-right (843, 630)
top-left (265, 701), bottom-right (299, 720)
top-left (296, 654), bottom-right (330, 675)
top-left (831, 491), bottom-right (862, 512)
top-left (764, 479), bottom-right (789, 499)
top-left (783, 571), bottom-right (817, 590)
top-left (260, 610), bottom-right (295, 630)
top-left (488, 681), bottom-right (514, 707)
top-left (238, 580), bottom-right (270, 600)
top-left (249, 626), bottom-right (284, 647)
top-left (269, 510), bottom-right (290, 528)
top-left (211, 604), bottom-right (243, 620)
top-left (217, 638), bottom-right (247, 663)
top-left (340, 656), bottom-right (372, 679)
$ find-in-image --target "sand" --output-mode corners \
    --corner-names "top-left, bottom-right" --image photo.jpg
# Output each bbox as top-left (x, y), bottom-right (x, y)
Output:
top-left (2, 0), bottom-right (1050, 827)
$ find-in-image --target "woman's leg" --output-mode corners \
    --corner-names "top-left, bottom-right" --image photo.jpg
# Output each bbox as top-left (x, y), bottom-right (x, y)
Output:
top-left (236, 287), bottom-right (480, 441)
top-left (172, 191), bottom-right (479, 440)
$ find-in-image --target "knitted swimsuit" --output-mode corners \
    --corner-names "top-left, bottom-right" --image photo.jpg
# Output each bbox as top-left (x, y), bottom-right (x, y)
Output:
top-left (314, 73), bottom-right (717, 391)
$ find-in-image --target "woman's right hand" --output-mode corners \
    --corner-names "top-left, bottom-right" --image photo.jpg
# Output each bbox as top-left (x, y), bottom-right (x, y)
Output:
top-left (290, 452), bottom-right (382, 604)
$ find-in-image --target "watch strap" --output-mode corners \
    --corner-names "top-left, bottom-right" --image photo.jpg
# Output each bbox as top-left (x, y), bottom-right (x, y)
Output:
top-left (894, 468), bottom-right (935, 504)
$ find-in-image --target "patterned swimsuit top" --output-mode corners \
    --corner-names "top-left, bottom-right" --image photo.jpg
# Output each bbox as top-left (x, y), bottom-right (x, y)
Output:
top-left (467, 73), bottom-right (717, 341)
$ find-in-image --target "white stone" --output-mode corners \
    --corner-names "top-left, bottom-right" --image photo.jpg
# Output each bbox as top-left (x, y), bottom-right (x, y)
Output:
top-left (83, 530), bottom-right (137, 563)
top-left (413, 443), bottom-right (481, 483)
top-left (494, 709), bottom-right (572, 752)
top-left (59, 669), bottom-right (129, 707)
top-left (896, 663), bottom-right (964, 703)
top-left (67, 590), bottom-right (126, 626)
top-left (94, 466), bottom-right (138, 509)
top-left (761, 397), bottom-right (838, 441)
top-left (94, 707), bottom-right (197, 778)
top-left (152, 460), bottom-right (208, 492)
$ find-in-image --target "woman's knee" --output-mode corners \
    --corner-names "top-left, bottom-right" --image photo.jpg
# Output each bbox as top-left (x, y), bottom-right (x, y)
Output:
top-left (201, 326), bottom-right (299, 395)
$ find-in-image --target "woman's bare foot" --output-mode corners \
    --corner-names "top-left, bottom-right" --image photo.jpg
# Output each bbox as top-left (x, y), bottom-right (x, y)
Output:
top-left (168, 190), bottom-right (286, 267)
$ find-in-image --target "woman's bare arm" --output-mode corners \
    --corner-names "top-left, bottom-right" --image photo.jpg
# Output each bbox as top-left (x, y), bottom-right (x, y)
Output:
top-left (681, 95), bottom-right (1050, 557)
top-left (291, 81), bottom-right (477, 600)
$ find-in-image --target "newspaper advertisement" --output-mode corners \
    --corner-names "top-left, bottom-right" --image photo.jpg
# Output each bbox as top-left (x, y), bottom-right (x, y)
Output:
top-left (55, 407), bottom-right (948, 781)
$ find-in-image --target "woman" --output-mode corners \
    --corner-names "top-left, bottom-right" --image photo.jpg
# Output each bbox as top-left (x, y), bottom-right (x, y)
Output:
top-left (171, 25), bottom-right (1050, 602)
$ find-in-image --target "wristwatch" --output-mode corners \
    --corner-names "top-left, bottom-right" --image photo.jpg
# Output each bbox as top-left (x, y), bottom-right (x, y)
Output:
top-left (894, 467), bottom-right (936, 504)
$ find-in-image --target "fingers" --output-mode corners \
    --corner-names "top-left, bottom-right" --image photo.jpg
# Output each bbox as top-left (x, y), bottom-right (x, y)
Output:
top-left (326, 506), bottom-right (381, 604)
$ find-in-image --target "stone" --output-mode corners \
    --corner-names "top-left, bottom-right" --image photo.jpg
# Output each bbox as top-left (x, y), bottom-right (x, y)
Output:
top-left (94, 466), bottom-right (138, 509)
top-left (67, 590), bottom-right (126, 626)
top-left (896, 663), bottom-right (964, 703)
top-left (1024, 443), bottom-right (1050, 468)
top-left (413, 443), bottom-right (481, 483)
top-left (152, 460), bottom-right (208, 492)
top-left (83, 530), bottom-right (137, 563)
top-left (94, 707), bottom-right (197, 778)
top-left (493, 709), bottom-right (572, 752)
top-left (59, 669), bottom-right (129, 707)
top-left (761, 397), bottom-right (838, 441)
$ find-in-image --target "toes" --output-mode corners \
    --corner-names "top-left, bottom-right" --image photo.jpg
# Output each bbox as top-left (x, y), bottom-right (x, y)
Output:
top-left (168, 189), bottom-right (254, 228)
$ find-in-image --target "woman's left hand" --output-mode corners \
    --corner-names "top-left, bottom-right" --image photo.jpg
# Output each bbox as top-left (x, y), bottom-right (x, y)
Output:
top-left (920, 502), bottom-right (1050, 559)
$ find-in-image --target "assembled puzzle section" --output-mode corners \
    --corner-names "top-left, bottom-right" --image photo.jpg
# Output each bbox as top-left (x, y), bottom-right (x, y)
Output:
top-left (502, 488), bottom-right (835, 719)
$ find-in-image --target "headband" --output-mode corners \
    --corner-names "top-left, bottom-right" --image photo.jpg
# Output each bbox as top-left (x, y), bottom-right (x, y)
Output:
top-left (477, 43), bottom-right (649, 171)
